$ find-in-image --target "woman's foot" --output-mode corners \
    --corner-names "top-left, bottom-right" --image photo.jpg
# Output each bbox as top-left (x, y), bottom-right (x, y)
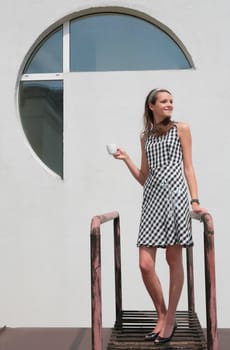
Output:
top-left (154, 322), bottom-right (177, 344)
top-left (144, 317), bottom-right (165, 341)
top-left (144, 331), bottom-right (159, 341)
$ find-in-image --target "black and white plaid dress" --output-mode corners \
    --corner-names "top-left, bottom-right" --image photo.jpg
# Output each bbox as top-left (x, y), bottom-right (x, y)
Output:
top-left (137, 123), bottom-right (193, 248)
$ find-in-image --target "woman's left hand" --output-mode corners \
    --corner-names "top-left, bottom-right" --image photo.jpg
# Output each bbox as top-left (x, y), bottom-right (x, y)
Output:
top-left (191, 203), bottom-right (207, 213)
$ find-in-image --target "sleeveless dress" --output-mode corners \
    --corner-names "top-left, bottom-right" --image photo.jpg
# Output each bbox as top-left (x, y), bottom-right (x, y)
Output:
top-left (137, 123), bottom-right (193, 248)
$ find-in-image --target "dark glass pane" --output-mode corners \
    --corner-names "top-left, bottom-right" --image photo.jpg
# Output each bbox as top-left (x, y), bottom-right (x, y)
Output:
top-left (70, 14), bottom-right (191, 71)
top-left (24, 27), bottom-right (63, 73)
top-left (19, 81), bottom-right (63, 177)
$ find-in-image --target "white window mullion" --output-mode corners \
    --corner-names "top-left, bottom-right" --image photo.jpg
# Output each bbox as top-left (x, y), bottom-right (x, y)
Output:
top-left (63, 21), bottom-right (70, 73)
top-left (21, 73), bottom-right (63, 81)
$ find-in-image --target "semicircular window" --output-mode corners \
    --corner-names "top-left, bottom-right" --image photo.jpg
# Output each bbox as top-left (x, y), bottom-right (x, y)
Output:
top-left (70, 14), bottom-right (191, 71)
top-left (19, 80), bottom-right (63, 177)
top-left (19, 27), bottom-right (64, 178)
top-left (19, 12), bottom-right (192, 178)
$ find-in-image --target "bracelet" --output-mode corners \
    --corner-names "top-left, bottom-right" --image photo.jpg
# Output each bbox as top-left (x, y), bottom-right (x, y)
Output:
top-left (191, 199), bottom-right (200, 205)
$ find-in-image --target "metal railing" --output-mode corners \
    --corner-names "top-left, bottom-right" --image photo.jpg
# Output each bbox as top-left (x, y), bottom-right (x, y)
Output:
top-left (90, 211), bottom-right (121, 350)
top-left (90, 211), bottom-right (218, 350)
top-left (188, 211), bottom-right (218, 350)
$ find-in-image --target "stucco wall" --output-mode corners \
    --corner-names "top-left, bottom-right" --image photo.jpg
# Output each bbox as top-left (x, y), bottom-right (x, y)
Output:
top-left (0, 0), bottom-right (229, 328)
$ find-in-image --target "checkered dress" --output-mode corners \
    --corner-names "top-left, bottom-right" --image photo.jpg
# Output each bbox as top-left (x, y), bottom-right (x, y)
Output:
top-left (137, 123), bottom-right (193, 248)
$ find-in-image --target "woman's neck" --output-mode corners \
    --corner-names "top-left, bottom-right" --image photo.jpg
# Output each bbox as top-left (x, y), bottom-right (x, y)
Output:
top-left (154, 116), bottom-right (169, 125)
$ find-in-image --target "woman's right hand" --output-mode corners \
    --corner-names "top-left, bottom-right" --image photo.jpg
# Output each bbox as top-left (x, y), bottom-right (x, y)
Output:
top-left (113, 146), bottom-right (147, 186)
top-left (113, 148), bottom-right (129, 161)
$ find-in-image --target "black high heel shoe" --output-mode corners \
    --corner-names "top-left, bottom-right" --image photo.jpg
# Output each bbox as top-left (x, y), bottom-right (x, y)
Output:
top-left (154, 322), bottom-right (177, 344)
top-left (144, 331), bottom-right (159, 341)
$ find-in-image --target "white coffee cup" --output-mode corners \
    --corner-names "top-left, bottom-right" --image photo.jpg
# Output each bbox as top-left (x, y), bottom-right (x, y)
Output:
top-left (106, 143), bottom-right (117, 155)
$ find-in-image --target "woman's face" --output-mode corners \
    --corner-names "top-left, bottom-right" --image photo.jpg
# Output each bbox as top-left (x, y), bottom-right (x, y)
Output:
top-left (149, 91), bottom-right (173, 120)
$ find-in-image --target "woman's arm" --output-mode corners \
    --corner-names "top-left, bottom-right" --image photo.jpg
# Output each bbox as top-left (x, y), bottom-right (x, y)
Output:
top-left (113, 135), bottom-right (149, 186)
top-left (178, 122), bottom-right (204, 212)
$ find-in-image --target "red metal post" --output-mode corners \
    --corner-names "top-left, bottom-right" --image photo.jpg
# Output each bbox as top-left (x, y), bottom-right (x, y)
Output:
top-left (186, 246), bottom-right (195, 313)
top-left (90, 217), bottom-right (102, 350)
top-left (113, 216), bottom-right (122, 328)
top-left (90, 211), bottom-right (121, 350)
top-left (191, 212), bottom-right (218, 350)
top-left (202, 213), bottom-right (218, 350)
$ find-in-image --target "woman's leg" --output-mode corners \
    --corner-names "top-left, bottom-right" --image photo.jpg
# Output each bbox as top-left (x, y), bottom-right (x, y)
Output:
top-left (139, 247), bottom-right (167, 332)
top-left (158, 245), bottom-right (184, 338)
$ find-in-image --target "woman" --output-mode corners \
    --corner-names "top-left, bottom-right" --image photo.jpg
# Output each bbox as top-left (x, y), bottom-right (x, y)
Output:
top-left (113, 88), bottom-right (204, 344)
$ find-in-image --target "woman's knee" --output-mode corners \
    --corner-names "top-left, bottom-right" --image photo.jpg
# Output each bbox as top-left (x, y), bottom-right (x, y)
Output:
top-left (139, 247), bottom-right (156, 274)
top-left (139, 258), bottom-right (153, 274)
top-left (166, 245), bottom-right (183, 268)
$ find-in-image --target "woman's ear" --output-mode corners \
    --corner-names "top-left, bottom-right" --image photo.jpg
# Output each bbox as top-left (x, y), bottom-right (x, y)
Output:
top-left (149, 103), bottom-right (154, 112)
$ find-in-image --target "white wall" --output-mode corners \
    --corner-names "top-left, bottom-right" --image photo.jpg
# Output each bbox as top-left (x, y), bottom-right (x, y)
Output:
top-left (0, 0), bottom-right (229, 328)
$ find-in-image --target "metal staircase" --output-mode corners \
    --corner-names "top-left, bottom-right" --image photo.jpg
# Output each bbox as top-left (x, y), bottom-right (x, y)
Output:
top-left (90, 211), bottom-right (218, 350)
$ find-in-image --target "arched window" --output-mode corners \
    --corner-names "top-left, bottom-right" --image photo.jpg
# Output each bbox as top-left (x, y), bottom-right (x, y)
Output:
top-left (19, 11), bottom-right (192, 178)
top-left (24, 27), bottom-right (63, 74)
top-left (19, 80), bottom-right (63, 177)
top-left (70, 14), bottom-right (191, 71)
top-left (20, 26), bottom-right (64, 177)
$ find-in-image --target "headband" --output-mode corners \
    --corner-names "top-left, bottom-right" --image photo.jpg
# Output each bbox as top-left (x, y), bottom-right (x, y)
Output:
top-left (147, 88), bottom-right (162, 104)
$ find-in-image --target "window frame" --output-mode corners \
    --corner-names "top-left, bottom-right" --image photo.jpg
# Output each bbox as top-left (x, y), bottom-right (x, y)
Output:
top-left (18, 9), bottom-right (194, 179)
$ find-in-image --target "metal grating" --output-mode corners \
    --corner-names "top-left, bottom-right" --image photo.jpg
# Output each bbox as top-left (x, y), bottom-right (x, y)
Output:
top-left (107, 310), bottom-right (207, 350)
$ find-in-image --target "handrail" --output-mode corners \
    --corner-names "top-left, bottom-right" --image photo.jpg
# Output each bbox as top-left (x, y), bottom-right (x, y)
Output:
top-left (90, 210), bottom-right (218, 350)
top-left (189, 211), bottom-right (218, 350)
top-left (90, 211), bottom-right (121, 350)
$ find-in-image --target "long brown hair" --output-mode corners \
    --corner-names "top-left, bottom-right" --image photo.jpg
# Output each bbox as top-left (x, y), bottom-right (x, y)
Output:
top-left (143, 88), bottom-right (173, 137)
